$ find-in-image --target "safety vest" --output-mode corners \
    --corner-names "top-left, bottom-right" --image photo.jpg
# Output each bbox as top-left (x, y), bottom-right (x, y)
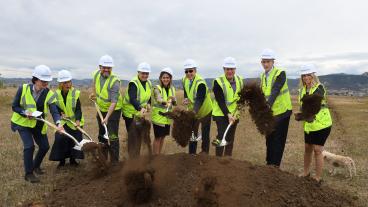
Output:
top-left (299, 84), bottom-right (332, 133)
top-left (93, 70), bottom-right (123, 112)
top-left (260, 67), bottom-right (292, 116)
top-left (182, 74), bottom-right (212, 119)
top-left (55, 88), bottom-right (85, 130)
top-left (212, 74), bottom-right (244, 118)
top-left (11, 84), bottom-right (57, 134)
top-left (151, 85), bottom-right (176, 125)
top-left (122, 76), bottom-right (152, 118)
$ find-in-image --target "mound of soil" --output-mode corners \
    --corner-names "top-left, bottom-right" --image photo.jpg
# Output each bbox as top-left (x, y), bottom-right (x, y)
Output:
top-left (44, 153), bottom-right (355, 207)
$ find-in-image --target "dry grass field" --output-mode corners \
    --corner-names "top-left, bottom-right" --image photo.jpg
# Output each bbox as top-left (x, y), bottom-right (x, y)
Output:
top-left (0, 87), bottom-right (367, 206)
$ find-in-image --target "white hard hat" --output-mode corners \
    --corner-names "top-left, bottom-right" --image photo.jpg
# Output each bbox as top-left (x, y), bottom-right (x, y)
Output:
top-left (161, 67), bottom-right (173, 76)
top-left (183, 59), bottom-right (198, 69)
top-left (223, 57), bottom-right (237, 68)
top-left (261, 48), bottom-right (276, 60)
top-left (300, 64), bottom-right (317, 75)
top-left (57, 70), bottom-right (72, 82)
top-left (99, 55), bottom-right (114, 67)
top-left (137, 62), bottom-right (151, 73)
top-left (32, 65), bottom-right (52, 82)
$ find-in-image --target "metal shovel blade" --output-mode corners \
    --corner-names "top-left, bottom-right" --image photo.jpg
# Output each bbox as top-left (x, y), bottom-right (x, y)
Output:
top-left (217, 123), bottom-right (233, 147)
top-left (102, 124), bottom-right (109, 140)
top-left (190, 131), bottom-right (202, 142)
top-left (73, 139), bottom-right (93, 151)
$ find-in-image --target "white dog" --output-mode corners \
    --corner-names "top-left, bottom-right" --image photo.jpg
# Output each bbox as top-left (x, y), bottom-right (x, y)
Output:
top-left (322, 150), bottom-right (356, 178)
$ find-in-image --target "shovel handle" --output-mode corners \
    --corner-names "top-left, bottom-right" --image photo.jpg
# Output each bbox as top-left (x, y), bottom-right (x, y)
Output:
top-left (35, 118), bottom-right (80, 146)
top-left (91, 99), bottom-right (104, 122)
top-left (62, 118), bottom-right (93, 141)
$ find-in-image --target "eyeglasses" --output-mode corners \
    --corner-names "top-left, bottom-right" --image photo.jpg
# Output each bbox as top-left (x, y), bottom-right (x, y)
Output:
top-left (224, 68), bottom-right (236, 71)
top-left (261, 60), bottom-right (273, 64)
top-left (185, 69), bottom-right (194, 74)
top-left (140, 72), bottom-right (149, 75)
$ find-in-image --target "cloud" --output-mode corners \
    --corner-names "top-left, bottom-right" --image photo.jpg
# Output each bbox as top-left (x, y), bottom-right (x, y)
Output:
top-left (0, 0), bottom-right (368, 80)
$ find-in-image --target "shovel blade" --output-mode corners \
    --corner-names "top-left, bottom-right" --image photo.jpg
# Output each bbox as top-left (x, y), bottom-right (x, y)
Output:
top-left (218, 140), bottom-right (228, 147)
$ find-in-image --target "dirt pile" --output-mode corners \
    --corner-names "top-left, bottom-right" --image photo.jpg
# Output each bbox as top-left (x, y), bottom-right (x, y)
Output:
top-left (44, 153), bottom-right (355, 207)
top-left (238, 82), bottom-right (276, 135)
top-left (162, 106), bottom-right (196, 147)
top-left (81, 142), bottom-right (108, 173)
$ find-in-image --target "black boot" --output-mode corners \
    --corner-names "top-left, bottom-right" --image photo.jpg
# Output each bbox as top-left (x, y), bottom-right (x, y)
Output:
top-left (25, 173), bottom-right (40, 183)
top-left (69, 158), bottom-right (79, 166)
top-left (34, 167), bottom-right (45, 175)
top-left (57, 159), bottom-right (65, 169)
top-left (110, 140), bottom-right (120, 164)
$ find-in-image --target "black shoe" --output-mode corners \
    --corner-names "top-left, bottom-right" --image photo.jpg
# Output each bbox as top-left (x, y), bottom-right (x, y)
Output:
top-left (25, 173), bottom-right (40, 183)
top-left (69, 158), bottom-right (79, 166)
top-left (57, 160), bottom-right (66, 169)
top-left (34, 167), bottom-right (45, 175)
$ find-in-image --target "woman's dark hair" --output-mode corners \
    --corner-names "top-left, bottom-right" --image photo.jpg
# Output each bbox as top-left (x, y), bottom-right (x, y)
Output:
top-left (31, 76), bottom-right (39, 84)
top-left (159, 72), bottom-right (172, 87)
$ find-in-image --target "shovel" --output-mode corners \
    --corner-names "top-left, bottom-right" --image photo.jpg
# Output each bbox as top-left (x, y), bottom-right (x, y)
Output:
top-left (217, 121), bottom-right (234, 147)
top-left (90, 99), bottom-right (109, 141)
top-left (62, 117), bottom-right (93, 141)
top-left (184, 104), bottom-right (202, 142)
top-left (28, 111), bottom-right (92, 151)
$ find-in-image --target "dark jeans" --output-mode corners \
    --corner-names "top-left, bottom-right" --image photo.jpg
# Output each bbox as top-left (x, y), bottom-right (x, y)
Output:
top-left (12, 123), bottom-right (50, 174)
top-left (266, 115), bottom-right (291, 166)
top-left (97, 109), bottom-right (121, 162)
top-left (49, 124), bottom-right (84, 161)
top-left (213, 116), bottom-right (239, 157)
top-left (189, 112), bottom-right (212, 154)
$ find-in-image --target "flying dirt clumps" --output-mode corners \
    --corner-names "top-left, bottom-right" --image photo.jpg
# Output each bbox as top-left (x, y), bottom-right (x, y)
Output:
top-left (128, 117), bottom-right (152, 158)
top-left (237, 82), bottom-right (276, 136)
top-left (295, 94), bottom-right (323, 122)
top-left (162, 106), bottom-right (196, 147)
top-left (194, 176), bottom-right (219, 207)
top-left (124, 166), bottom-right (155, 204)
top-left (81, 142), bottom-right (108, 172)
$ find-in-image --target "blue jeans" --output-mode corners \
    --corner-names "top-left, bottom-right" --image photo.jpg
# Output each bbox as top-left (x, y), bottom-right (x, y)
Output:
top-left (13, 124), bottom-right (50, 174)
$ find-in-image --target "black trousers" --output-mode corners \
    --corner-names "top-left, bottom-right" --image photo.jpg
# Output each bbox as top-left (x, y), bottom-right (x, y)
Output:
top-left (213, 116), bottom-right (239, 157)
top-left (188, 112), bottom-right (212, 154)
top-left (266, 115), bottom-right (290, 166)
top-left (97, 109), bottom-right (121, 162)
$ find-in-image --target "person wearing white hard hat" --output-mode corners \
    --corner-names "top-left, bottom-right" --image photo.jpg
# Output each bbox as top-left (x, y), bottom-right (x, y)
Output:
top-left (11, 65), bottom-right (64, 183)
top-left (90, 55), bottom-right (123, 164)
top-left (259, 49), bottom-right (292, 167)
top-left (122, 62), bottom-right (153, 158)
top-left (182, 59), bottom-right (212, 155)
top-left (49, 70), bottom-right (85, 168)
top-left (151, 67), bottom-right (177, 155)
top-left (211, 57), bottom-right (244, 157)
top-left (295, 64), bottom-right (332, 183)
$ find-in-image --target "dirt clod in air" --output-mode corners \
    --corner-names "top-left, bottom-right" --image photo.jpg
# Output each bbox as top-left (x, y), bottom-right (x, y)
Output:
top-left (295, 94), bottom-right (323, 122)
top-left (81, 142), bottom-right (108, 174)
top-left (128, 117), bottom-right (152, 158)
top-left (162, 106), bottom-right (196, 147)
top-left (238, 82), bottom-right (276, 135)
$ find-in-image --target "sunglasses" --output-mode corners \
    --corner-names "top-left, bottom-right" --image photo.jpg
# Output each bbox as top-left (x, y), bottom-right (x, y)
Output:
top-left (224, 68), bottom-right (236, 71)
top-left (185, 69), bottom-right (194, 74)
top-left (261, 60), bottom-right (273, 64)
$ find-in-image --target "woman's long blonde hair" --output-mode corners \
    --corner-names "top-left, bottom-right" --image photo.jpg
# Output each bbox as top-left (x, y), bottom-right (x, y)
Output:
top-left (58, 81), bottom-right (73, 91)
top-left (299, 73), bottom-right (320, 89)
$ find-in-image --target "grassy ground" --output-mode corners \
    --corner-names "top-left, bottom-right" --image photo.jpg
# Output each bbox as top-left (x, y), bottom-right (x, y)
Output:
top-left (0, 87), bottom-right (367, 206)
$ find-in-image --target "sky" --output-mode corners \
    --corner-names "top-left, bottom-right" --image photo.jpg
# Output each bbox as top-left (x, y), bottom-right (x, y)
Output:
top-left (0, 0), bottom-right (368, 80)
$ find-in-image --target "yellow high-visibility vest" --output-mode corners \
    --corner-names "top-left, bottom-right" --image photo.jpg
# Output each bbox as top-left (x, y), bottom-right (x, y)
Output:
top-left (151, 85), bottom-right (176, 125)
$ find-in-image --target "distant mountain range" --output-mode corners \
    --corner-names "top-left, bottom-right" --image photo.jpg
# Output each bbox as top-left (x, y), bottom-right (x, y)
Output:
top-left (2, 73), bottom-right (368, 95)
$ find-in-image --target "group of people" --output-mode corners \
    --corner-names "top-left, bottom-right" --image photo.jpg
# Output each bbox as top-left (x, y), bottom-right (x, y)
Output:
top-left (10, 49), bottom-right (332, 184)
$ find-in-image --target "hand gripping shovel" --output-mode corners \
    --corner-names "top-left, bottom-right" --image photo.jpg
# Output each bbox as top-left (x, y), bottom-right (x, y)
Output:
top-left (90, 99), bottom-right (109, 141)
top-left (62, 117), bottom-right (93, 141)
top-left (28, 111), bottom-right (92, 151)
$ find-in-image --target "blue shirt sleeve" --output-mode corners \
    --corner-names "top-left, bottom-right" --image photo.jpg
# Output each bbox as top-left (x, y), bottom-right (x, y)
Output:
top-left (12, 86), bottom-right (26, 116)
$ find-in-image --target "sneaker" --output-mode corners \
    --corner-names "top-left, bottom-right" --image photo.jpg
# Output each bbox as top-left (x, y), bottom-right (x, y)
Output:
top-left (34, 167), bottom-right (45, 175)
top-left (25, 173), bottom-right (40, 183)
top-left (211, 139), bottom-right (221, 146)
